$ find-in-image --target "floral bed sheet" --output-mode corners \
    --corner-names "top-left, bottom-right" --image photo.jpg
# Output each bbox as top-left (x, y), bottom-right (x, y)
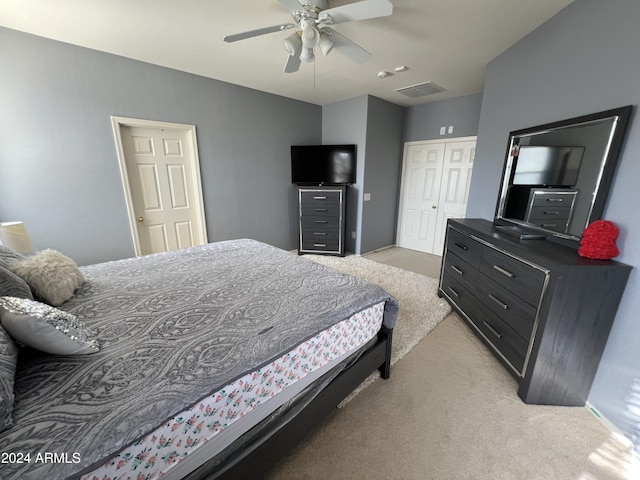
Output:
top-left (83, 302), bottom-right (384, 480)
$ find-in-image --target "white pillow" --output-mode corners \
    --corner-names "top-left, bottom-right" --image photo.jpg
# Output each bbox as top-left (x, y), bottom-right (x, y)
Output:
top-left (0, 297), bottom-right (99, 355)
top-left (11, 249), bottom-right (85, 306)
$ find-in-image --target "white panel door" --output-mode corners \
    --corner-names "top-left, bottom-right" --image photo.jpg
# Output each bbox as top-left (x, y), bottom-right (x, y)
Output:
top-left (120, 125), bottom-right (206, 255)
top-left (432, 141), bottom-right (476, 255)
top-left (397, 143), bottom-right (445, 252)
top-left (397, 138), bottom-right (476, 255)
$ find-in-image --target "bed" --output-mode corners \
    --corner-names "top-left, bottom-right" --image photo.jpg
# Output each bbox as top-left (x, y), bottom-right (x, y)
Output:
top-left (0, 239), bottom-right (397, 480)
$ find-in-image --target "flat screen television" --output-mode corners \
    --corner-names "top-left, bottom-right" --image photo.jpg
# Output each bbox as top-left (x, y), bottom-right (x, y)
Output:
top-left (512, 146), bottom-right (584, 187)
top-left (291, 144), bottom-right (356, 185)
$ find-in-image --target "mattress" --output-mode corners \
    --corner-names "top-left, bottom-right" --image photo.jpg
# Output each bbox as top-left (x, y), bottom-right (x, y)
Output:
top-left (0, 239), bottom-right (398, 480)
top-left (83, 301), bottom-right (385, 480)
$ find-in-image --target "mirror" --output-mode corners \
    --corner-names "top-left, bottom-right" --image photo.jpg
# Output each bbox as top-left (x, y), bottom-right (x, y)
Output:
top-left (494, 106), bottom-right (633, 243)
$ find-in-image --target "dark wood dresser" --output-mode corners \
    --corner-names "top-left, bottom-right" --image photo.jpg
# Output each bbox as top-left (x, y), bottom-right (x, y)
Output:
top-left (297, 186), bottom-right (346, 256)
top-left (438, 218), bottom-right (631, 406)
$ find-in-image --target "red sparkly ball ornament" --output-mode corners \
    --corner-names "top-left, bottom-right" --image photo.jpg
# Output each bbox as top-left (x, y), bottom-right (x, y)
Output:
top-left (578, 220), bottom-right (620, 260)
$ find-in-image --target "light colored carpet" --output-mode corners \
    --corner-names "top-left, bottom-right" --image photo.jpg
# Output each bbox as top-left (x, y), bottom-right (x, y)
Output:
top-left (266, 254), bottom-right (638, 480)
top-left (301, 253), bottom-right (452, 404)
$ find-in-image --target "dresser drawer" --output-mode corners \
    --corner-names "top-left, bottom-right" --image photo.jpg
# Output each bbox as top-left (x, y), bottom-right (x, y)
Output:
top-left (480, 247), bottom-right (546, 307)
top-left (301, 216), bottom-right (341, 229)
top-left (440, 272), bottom-right (477, 315)
top-left (471, 300), bottom-right (527, 374)
top-left (475, 274), bottom-right (536, 341)
top-left (446, 226), bottom-right (483, 269)
top-left (301, 228), bottom-right (339, 241)
top-left (300, 190), bottom-right (342, 205)
top-left (301, 237), bottom-right (340, 252)
top-left (301, 203), bottom-right (341, 217)
top-left (527, 206), bottom-right (571, 221)
top-left (530, 191), bottom-right (576, 207)
top-left (442, 272), bottom-right (526, 373)
top-left (442, 252), bottom-right (478, 293)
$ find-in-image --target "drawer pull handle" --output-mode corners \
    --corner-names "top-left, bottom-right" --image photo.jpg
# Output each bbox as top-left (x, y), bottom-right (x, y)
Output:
top-left (313, 220), bottom-right (328, 224)
top-left (493, 265), bottom-right (515, 278)
top-left (546, 198), bottom-right (564, 202)
top-left (447, 286), bottom-right (460, 298)
top-left (313, 196), bottom-right (327, 200)
top-left (313, 232), bottom-right (327, 236)
top-left (314, 243), bottom-right (327, 247)
top-left (483, 321), bottom-right (503, 339)
top-left (542, 224), bottom-right (558, 227)
top-left (454, 242), bottom-right (468, 251)
top-left (314, 208), bottom-right (328, 212)
top-left (451, 265), bottom-right (464, 275)
top-left (543, 211), bottom-right (560, 215)
top-left (488, 293), bottom-right (508, 310)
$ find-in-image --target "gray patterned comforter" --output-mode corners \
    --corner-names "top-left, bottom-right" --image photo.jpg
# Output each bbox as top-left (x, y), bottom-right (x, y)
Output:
top-left (0, 239), bottom-right (397, 480)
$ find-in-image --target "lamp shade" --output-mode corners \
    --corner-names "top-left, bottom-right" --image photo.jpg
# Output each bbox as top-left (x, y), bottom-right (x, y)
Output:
top-left (283, 32), bottom-right (302, 56)
top-left (0, 222), bottom-right (33, 254)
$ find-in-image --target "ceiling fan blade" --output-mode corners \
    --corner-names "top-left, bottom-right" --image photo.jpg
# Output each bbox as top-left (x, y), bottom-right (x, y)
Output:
top-left (278, 0), bottom-right (304, 14)
top-left (284, 45), bottom-right (302, 73)
top-left (321, 0), bottom-right (393, 25)
top-left (323, 28), bottom-right (371, 64)
top-left (224, 23), bottom-right (296, 43)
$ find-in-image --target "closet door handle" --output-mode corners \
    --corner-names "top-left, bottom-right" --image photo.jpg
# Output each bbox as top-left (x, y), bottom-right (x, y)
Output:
top-left (488, 293), bottom-right (508, 310)
top-left (493, 265), bottom-right (514, 278)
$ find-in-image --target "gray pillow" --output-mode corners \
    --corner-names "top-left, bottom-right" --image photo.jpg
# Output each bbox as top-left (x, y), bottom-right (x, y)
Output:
top-left (0, 297), bottom-right (99, 355)
top-left (0, 245), bottom-right (24, 270)
top-left (11, 249), bottom-right (85, 306)
top-left (0, 323), bottom-right (19, 432)
top-left (0, 265), bottom-right (33, 300)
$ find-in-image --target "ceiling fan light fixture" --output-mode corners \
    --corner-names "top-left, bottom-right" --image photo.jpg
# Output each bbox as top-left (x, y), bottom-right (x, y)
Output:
top-left (301, 24), bottom-right (320, 49)
top-left (300, 47), bottom-right (315, 63)
top-left (283, 32), bottom-right (302, 56)
top-left (318, 32), bottom-right (334, 56)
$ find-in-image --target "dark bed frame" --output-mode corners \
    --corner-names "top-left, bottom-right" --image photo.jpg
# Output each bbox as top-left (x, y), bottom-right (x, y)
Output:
top-left (184, 325), bottom-right (393, 480)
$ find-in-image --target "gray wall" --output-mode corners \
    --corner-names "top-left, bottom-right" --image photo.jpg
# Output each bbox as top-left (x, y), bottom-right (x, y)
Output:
top-left (322, 96), bottom-right (368, 254)
top-left (467, 0), bottom-right (640, 435)
top-left (323, 95), bottom-right (404, 255)
top-left (0, 27), bottom-right (321, 266)
top-left (403, 93), bottom-right (483, 143)
top-left (361, 96), bottom-right (404, 253)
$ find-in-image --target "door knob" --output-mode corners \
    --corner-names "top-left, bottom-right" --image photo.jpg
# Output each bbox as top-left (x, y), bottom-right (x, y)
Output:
top-left (137, 216), bottom-right (144, 222)
top-left (432, 205), bottom-right (437, 209)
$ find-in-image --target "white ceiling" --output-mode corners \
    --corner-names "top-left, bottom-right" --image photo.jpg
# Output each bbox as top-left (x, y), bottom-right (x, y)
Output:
top-left (0, 0), bottom-right (574, 107)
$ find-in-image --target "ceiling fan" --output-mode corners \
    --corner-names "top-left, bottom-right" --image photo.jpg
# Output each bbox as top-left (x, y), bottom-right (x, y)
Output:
top-left (223, 0), bottom-right (393, 73)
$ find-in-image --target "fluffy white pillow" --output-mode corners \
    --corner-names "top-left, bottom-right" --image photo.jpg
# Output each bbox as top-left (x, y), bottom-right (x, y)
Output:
top-left (0, 297), bottom-right (99, 355)
top-left (11, 249), bottom-right (85, 306)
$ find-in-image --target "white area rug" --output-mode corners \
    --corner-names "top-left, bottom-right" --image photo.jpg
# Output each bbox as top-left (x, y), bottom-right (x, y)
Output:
top-left (303, 254), bottom-right (452, 403)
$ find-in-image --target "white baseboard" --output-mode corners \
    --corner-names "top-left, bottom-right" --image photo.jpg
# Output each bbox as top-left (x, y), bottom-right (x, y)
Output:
top-left (362, 244), bottom-right (397, 256)
top-left (586, 401), bottom-right (627, 436)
